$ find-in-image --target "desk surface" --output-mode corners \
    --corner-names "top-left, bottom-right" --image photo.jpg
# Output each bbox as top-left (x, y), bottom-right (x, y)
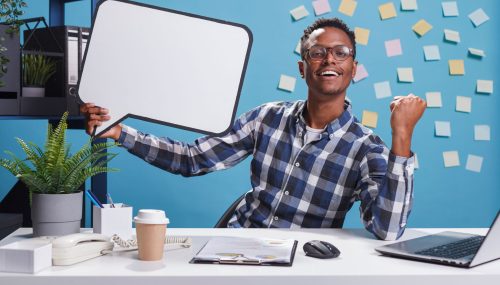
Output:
top-left (0, 227), bottom-right (498, 285)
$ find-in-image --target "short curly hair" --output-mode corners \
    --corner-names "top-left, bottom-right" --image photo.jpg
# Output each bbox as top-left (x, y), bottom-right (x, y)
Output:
top-left (300, 18), bottom-right (356, 60)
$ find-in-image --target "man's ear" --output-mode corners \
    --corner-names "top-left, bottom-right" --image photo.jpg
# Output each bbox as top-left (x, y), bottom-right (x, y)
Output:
top-left (351, 60), bottom-right (358, 79)
top-left (298, 60), bottom-right (304, 78)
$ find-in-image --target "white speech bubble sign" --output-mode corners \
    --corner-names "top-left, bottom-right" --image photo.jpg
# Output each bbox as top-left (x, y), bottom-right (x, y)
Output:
top-left (78, 0), bottom-right (252, 137)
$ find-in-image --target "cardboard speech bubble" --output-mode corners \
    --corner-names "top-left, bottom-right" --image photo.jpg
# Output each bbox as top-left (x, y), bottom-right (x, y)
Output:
top-left (78, 0), bottom-right (252, 137)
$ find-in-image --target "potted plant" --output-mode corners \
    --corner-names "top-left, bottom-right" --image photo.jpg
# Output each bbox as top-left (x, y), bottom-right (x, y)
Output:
top-left (0, 111), bottom-right (118, 236)
top-left (22, 53), bottom-right (56, 97)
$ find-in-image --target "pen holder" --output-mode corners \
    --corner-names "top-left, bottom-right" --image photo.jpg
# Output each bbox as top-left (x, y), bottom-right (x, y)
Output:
top-left (93, 204), bottom-right (133, 239)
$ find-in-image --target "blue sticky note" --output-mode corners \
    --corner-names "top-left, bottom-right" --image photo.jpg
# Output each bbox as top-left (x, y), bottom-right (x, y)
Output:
top-left (374, 81), bottom-right (392, 99)
top-left (435, 121), bottom-right (451, 137)
top-left (423, 45), bottom-right (440, 61)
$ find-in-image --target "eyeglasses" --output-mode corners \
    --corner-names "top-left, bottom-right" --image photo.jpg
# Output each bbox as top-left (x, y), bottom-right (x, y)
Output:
top-left (306, 45), bottom-right (354, 62)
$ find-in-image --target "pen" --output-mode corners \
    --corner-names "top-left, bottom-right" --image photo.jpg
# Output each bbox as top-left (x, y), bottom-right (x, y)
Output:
top-left (85, 190), bottom-right (103, 208)
top-left (106, 193), bottom-right (115, 208)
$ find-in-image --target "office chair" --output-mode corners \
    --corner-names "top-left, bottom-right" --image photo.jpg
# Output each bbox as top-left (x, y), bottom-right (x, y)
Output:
top-left (214, 194), bottom-right (245, 228)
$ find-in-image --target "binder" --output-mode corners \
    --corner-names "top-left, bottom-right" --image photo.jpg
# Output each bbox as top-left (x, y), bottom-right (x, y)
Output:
top-left (190, 237), bottom-right (298, 266)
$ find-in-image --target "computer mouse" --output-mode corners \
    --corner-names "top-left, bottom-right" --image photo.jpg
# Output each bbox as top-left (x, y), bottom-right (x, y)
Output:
top-left (303, 240), bottom-right (340, 259)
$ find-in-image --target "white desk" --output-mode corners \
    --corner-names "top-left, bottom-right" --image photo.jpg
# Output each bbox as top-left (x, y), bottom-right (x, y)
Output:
top-left (0, 228), bottom-right (498, 285)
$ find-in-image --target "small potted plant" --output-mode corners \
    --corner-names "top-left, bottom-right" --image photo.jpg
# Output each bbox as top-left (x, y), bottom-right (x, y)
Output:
top-left (0, 111), bottom-right (118, 236)
top-left (22, 53), bottom-right (56, 97)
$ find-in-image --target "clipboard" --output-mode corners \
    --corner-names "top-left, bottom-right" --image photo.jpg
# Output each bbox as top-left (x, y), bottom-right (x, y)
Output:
top-left (190, 237), bottom-right (298, 266)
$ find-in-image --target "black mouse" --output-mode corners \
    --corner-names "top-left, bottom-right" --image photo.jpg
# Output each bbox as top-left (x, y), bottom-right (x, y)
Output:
top-left (303, 240), bottom-right (340, 259)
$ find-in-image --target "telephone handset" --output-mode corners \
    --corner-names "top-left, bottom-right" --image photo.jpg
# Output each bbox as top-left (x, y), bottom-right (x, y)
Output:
top-left (52, 233), bottom-right (114, 266)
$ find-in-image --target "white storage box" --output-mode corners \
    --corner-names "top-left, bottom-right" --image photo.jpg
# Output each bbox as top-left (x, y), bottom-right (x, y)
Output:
top-left (93, 204), bottom-right (133, 239)
top-left (0, 239), bottom-right (52, 273)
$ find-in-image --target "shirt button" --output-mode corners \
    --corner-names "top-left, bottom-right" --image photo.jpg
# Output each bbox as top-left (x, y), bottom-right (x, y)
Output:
top-left (405, 165), bottom-right (412, 170)
top-left (274, 216), bottom-right (279, 221)
top-left (298, 132), bottom-right (302, 137)
top-left (295, 162), bottom-right (300, 167)
top-left (329, 134), bottom-right (334, 139)
top-left (284, 191), bottom-right (289, 195)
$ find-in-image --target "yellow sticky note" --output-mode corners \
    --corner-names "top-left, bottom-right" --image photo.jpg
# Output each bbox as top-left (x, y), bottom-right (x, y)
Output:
top-left (379, 2), bottom-right (397, 20)
top-left (449, 60), bottom-right (465, 75)
top-left (339, 0), bottom-right (357, 17)
top-left (361, 110), bottom-right (378, 128)
top-left (412, 19), bottom-right (432, 36)
top-left (354, 27), bottom-right (370, 45)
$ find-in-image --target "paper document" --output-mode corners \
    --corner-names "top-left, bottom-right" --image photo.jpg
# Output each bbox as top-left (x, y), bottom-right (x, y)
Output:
top-left (192, 237), bottom-right (297, 266)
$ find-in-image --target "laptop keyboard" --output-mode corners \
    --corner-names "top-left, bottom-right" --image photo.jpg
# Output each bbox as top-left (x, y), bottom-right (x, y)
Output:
top-left (415, 236), bottom-right (484, 259)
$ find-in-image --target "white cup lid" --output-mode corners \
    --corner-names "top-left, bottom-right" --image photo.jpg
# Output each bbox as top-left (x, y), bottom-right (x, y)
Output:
top-left (134, 209), bottom-right (170, 224)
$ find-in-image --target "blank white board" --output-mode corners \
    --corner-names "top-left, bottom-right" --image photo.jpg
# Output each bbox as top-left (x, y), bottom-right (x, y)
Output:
top-left (78, 0), bottom-right (252, 136)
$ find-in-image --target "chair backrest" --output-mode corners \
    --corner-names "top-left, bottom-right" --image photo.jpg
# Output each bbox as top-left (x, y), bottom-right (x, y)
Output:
top-left (214, 194), bottom-right (245, 228)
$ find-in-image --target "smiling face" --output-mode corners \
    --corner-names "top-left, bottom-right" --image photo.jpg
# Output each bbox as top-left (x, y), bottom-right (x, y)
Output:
top-left (299, 27), bottom-right (357, 100)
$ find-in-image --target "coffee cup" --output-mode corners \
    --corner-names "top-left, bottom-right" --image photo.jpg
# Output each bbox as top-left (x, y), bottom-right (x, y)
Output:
top-left (134, 209), bottom-right (170, 261)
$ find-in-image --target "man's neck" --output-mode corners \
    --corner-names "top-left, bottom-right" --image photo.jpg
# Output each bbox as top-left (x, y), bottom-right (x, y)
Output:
top-left (305, 93), bottom-right (346, 129)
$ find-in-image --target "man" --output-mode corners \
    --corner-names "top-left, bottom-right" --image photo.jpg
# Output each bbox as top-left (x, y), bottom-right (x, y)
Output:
top-left (81, 18), bottom-right (426, 240)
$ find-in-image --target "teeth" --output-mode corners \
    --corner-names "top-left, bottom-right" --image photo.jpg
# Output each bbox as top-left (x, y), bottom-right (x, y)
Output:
top-left (320, 70), bottom-right (339, 76)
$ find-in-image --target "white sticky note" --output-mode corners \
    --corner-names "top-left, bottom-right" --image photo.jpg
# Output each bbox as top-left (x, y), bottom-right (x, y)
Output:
top-left (468, 8), bottom-right (489, 27)
top-left (397, 67), bottom-right (414, 82)
top-left (374, 81), bottom-right (392, 99)
top-left (278, 74), bottom-right (296, 92)
top-left (423, 45), bottom-right (440, 61)
top-left (476, 80), bottom-right (493, 94)
top-left (295, 40), bottom-right (301, 55)
top-left (435, 121), bottom-right (451, 137)
top-left (385, 39), bottom-right (402, 57)
top-left (443, 151), bottom-right (460, 167)
top-left (414, 153), bottom-right (419, 169)
top-left (401, 0), bottom-right (418, 11)
top-left (466, 155), bottom-right (483, 172)
top-left (312, 0), bottom-right (331, 16)
top-left (353, 64), bottom-right (368, 83)
top-left (444, 29), bottom-right (460, 43)
top-left (468, 48), bottom-right (485, 58)
top-left (426, 92), bottom-right (442, 108)
top-left (456, 96), bottom-right (471, 113)
top-left (442, 2), bottom-right (458, 17)
top-left (290, 6), bottom-right (309, 21)
top-left (474, 125), bottom-right (490, 141)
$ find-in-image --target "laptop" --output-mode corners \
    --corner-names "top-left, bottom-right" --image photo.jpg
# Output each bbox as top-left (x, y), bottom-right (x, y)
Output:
top-left (375, 211), bottom-right (500, 268)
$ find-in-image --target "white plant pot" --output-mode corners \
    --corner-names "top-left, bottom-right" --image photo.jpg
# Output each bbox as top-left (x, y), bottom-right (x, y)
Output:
top-left (22, 87), bottom-right (45, 98)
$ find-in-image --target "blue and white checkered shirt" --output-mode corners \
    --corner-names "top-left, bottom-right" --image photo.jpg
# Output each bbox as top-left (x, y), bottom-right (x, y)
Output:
top-left (118, 100), bottom-right (415, 240)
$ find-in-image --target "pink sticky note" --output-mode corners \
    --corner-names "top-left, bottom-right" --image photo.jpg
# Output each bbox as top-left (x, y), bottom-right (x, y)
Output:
top-left (385, 39), bottom-right (402, 57)
top-left (353, 64), bottom-right (368, 82)
top-left (313, 0), bottom-right (331, 16)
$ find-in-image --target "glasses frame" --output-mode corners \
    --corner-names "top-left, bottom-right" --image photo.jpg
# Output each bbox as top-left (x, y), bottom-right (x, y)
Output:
top-left (305, 45), bottom-right (354, 62)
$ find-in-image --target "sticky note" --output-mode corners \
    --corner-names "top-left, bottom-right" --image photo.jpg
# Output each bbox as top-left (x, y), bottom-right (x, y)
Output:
top-left (476, 80), bottom-right (493, 94)
top-left (354, 27), bottom-right (370, 45)
top-left (466, 155), bottom-right (483, 173)
top-left (353, 64), bottom-right (368, 83)
top-left (401, 0), bottom-right (418, 11)
top-left (456, 96), bottom-right (471, 113)
top-left (312, 0), bottom-right (331, 16)
top-left (449, 60), bottom-right (464, 75)
top-left (290, 6), bottom-right (309, 21)
top-left (468, 8), bottom-right (489, 27)
top-left (278, 74), bottom-right (296, 92)
top-left (414, 153), bottom-right (419, 169)
top-left (468, 48), bottom-right (485, 58)
top-left (385, 39), bottom-right (402, 57)
top-left (338, 0), bottom-right (357, 17)
top-left (397, 67), bottom-right (414, 82)
top-left (412, 19), bottom-right (432, 36)
top-left (379, 2), bottom-right (397, 20)
top-left (443, 151), bottom-right (460, 167)
top-left (442, 2), bottom-right (459, 17)
top-left (474, 125), bottom-right (490, 141)
top-left (374, 81), bottom-right (392, 99)
top-left (444, 29), bottom-right (460, 43)
top-left (426, 92), bottom-right (442, 108)
top-left (435, 121), bottom-right (451, 137)
top-left (361, 110), bottom-right (378, 128)
top-left (423, 45), bottom-right (440, 61)
top-left (295, 40), bottom-right (301, 55)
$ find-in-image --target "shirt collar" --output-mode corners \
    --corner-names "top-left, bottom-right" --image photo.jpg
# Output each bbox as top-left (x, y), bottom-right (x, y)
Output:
top-left (295, 100), bottom-right (354, 137)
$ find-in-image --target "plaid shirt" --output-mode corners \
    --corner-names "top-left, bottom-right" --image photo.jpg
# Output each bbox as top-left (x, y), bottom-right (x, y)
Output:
top-left (118, 100), bottom-right (415, 240)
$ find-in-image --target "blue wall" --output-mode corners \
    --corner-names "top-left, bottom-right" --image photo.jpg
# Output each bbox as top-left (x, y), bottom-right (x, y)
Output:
top-left (1, 0), bottom-right (498, 228)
